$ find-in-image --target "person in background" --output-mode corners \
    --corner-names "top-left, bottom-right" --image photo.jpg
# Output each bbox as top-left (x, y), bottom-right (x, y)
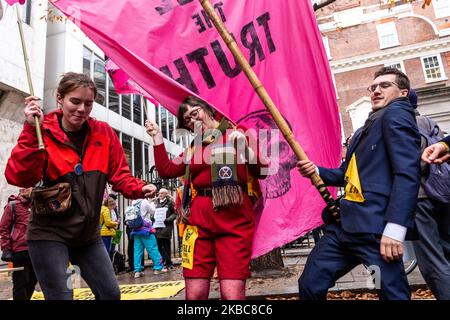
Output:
top-left (4, 72), bottom-right (157, 300)
top-left (0, 188), bottom-right (37, 300)
top-left (109, 193), bottom-right (120, 226)
top-left (100, 196), bottom-right (119, 259)
top-left (130, 198), bottom-right (167, 278)
top-left (422, 135), bottom-right (450, 164)
top-left (153, 188), bottom-right (177, 270)
top-left (409, 89), bottom-right (450, 300)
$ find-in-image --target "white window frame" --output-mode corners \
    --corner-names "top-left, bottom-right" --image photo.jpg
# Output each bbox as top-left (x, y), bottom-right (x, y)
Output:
top-left (384, 61), bottom-right (405, 73)
top-left (331, 72), bottom-right (338, 99)
top-left (420, 54), bottom-right (447, 83)
top-left (376, 22), bottom-right (400, 49)
top-left (433, 0), bottom-right (450, 19)
top-left (22, 0), bottom-right (32, 25)
top-left (322, 36), bottom-right (332, 60)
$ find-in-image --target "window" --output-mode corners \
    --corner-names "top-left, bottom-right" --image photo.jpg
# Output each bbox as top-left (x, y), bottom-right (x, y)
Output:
top-left (322, 36), bottom-right (332, 60)
top-left (143, 100), bottom-right (148, 123)
top-left (93, 56), bottom-right (106, 106)
top-left (122, 95), bottom-right (131, 120)
top-left (133, 138), bottom-right (143, 179)
top-left (144, 144), bottom-right (150, 182)
top-left (108, 75), bottom-right (119, 114)
top-left (168, 114), bottom-right (175, 142)
top-left (160, 107), bottom-right (168, 139)
top-left (376, 22), bottom-right (400, 49)
top-left (155, 105), bottom-right (160, 127)
top-left (22, 0), bottom-right (31, 25)
top-left (433, 0), bottom-right (450, 19)
top-left (385, 61), bottom-right (405, 73)
top-left (82, 47), bottom-right (92, 76)
top-left (122, 134), bottom-right (133, 172)
top-left (421, 55), bottom-right (447, 82)
top-left (133, 95), bottom-right (142, 125)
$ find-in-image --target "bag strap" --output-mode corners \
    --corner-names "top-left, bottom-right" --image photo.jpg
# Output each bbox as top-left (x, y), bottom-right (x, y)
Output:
top-left (425, 117), bottom-right (440, 137)
top-left (9, 201), bottom-right (15, 235)
top-left (418, 117), bottom-right (441, 146)
top-left (134, 199), bottom-right (143, 212)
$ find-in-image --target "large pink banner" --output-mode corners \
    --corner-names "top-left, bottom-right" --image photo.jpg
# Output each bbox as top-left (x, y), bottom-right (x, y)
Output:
top-left (52, 0), bottom-right (342, 258)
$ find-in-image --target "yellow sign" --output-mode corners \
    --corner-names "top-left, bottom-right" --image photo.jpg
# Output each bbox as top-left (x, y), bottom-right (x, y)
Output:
top-left (181, 225), bottom-right (198, 270)
top-left (344, 153), bottom-right (365, 203)
top-left (30, 280), bottom-right (185, 300)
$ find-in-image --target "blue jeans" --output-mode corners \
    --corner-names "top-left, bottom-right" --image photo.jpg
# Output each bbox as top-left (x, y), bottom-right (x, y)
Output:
top-left (102, 236), bottom-right (115, 260)
top-left (133, 234), bottom-right (163, 272)
top-left (28, 239), bottom-right (120, 300)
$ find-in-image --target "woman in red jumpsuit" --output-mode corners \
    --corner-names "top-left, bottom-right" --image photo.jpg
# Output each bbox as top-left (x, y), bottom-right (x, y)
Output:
top-left (145, 96), bottom-right (266, 299)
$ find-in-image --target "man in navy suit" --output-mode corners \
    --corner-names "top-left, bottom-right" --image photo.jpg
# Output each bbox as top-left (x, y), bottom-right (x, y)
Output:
top-left (297, 67), bottom-right (421, 300)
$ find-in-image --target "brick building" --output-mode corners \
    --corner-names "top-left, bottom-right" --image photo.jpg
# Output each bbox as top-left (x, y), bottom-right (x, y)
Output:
top-left (315, 0), bottom-right (450, 138)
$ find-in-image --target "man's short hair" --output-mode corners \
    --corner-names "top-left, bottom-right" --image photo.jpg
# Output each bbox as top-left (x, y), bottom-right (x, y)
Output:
top-left (374, 67), bottom-right (410, 92)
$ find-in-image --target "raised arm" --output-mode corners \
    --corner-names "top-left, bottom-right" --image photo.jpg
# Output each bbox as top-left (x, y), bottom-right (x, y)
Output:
top-left (5, 97), bottom-right (46, 187)
top-left (145, 119), bottom-right (186, 179)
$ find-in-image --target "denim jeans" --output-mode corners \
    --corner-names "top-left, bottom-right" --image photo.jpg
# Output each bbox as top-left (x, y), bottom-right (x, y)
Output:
top-left (101, 236), bottom-right (115, 260)
top-left (28, 239), bottom-right (120, 300)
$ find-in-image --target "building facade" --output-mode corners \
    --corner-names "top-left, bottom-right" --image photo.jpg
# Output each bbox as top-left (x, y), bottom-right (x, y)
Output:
top-left (0, 0), bottom-right (48, 211)
top-left (0, 1), bottom-right (188, 211)
top-left (315, 0), bottom-right (450, 137)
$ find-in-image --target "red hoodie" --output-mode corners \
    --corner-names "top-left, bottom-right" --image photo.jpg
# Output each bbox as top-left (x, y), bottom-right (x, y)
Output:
top-left (0, 195), bottom-right (32, 253)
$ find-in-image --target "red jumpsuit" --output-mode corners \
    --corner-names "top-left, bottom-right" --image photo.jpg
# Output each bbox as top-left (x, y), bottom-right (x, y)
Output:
top-left (153, 129), bottom-right (264, 280)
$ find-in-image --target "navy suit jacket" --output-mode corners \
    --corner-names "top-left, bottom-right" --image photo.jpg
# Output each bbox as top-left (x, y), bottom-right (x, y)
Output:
top-left (319, 98), bottom-right (421, 235)
top-left (441, 134), bottom-right (450, 146)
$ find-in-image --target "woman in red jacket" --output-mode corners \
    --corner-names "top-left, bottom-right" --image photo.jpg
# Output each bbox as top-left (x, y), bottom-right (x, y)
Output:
top-left (5, 72), bottom-right (156, 300)
top-left (145, 96), bottom-right (266, 300)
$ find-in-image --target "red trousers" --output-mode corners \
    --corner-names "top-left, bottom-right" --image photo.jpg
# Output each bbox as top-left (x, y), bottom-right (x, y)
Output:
top-left (183, 194), bottom-right (255, 280)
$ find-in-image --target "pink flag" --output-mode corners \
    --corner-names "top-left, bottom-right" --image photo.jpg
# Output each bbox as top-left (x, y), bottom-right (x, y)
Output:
top-left (53, 0), bottom-right (342, 258)
top-left (5, 0), bottom-right (26, 5)
top-left (105, 59), bottom-right (159, 106)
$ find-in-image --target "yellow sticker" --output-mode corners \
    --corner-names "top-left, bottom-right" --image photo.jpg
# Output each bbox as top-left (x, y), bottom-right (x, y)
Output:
top-left (181, 225), bottom-right (198, 270)
top-left (30, 281), bottom-right (185, 300)
top-left (344, 153), bottom-right (365, 203)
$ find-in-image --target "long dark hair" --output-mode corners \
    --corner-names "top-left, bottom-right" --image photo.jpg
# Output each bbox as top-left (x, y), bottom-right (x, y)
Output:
top-left (176, 96), bottom-right (216, 131)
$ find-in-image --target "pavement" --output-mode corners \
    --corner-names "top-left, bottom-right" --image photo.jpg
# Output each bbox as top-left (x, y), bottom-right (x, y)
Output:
top-left (0, 246), bottom-right (428, 300)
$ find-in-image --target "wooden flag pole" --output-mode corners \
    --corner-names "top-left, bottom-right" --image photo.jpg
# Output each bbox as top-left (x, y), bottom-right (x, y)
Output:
top-left (199, 0), bottom-right (340, 221)
top-left (16, 4), bottom-right (44, 150)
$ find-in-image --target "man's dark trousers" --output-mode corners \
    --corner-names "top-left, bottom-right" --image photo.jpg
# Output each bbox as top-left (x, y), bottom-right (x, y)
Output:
top-left (298, 224), bottom-right (411, 300)
top-left (413, 198), bottom-right (450, 300)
